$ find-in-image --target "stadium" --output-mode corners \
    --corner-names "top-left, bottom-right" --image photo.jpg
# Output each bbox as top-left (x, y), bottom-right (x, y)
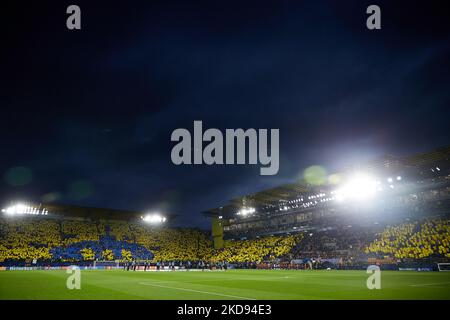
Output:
top-left (1, 146), bottom-right (449, 300)
top-left (2, 1), bottom-right (450, 308)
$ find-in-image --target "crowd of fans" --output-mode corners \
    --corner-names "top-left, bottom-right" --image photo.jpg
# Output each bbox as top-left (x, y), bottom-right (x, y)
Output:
top-left (290, 226), bottom-right (376, 261)
top-left (0, 218), bottom-right (59, 261)
top-left (365, 218), bottom-right (450, 259)
top-left (61, 220), bottom-right (100, 245)
top-left (212, 234), bottom-right (302, 263)
top-left (0, 217), bottom-right (187, 262)
top-left (0, 216), bottom-right (302, 264)
top-left (88, 220), bottom-right (213, 261)
top-left (1, 215), bottom-right (449, 266)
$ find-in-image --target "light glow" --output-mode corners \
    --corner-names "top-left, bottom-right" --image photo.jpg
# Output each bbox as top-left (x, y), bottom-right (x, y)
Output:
top-left (2, 203), bottom-right (48, 216)
top-left (334, 173), bottom-right (378, 202)
top-left (142, 213), bottom-right (166, 224)
top-left (237, 207), bottom-right (255, 216)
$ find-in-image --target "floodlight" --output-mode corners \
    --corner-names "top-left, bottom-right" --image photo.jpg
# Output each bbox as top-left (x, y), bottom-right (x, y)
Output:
top-left (237, 207), bottom-right (255, 216)
top-left (334, 173), bottom-right (378, 202)
top-left (3, 203), bottom-right (28, 215)
top-left (142, 213), bottom-right (166, 224)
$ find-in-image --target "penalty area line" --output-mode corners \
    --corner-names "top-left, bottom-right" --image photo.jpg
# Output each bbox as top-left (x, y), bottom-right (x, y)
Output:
top-left (138, 282), bottom-right (256, 300)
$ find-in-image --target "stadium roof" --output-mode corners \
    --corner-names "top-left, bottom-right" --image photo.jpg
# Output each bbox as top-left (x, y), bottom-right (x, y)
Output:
top-left (203, 145), bottom-right (450, 218)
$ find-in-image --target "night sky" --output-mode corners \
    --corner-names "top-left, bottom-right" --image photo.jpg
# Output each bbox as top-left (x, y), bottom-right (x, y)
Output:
top-left (2, 0), bottom-right (449, 228)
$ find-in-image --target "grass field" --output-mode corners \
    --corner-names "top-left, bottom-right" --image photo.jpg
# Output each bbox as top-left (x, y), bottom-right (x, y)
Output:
top-left (1, 269), bottom-right (450, 300)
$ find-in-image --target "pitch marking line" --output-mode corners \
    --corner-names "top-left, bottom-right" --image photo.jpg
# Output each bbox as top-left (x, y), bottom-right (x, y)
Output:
top-left (409, 282), bottom-right (450, 287)
top-left (138, 282), bottom-right (256, 300)
top-left (190, 276), bottom-right (294, 282)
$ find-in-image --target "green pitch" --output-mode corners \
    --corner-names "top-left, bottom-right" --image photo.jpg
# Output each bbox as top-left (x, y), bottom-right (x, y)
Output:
top-left (1, 269), bottom-right (449, 300)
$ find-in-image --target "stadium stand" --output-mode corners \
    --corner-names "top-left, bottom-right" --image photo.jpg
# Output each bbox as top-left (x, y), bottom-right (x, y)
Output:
top-left (1, 147), bottom-right (449, 270)
top-left (212, 234), bottom-right (302, 263)
top-left (0, 217), bottom-right (211, 263)
top-left (0, 215), bottom-right (449, 269)
top-left (0, 215), bottom-right (302, 265)
top-left (366, 218), bottom-right (450, 259)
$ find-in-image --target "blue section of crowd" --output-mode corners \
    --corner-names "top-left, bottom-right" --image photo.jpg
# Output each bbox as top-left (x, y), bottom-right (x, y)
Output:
top-left (50, 236), bottom-right (153, 261)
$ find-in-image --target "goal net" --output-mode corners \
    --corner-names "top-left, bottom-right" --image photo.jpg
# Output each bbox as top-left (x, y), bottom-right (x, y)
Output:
top-left (437, 263), bottom-right (450, 271)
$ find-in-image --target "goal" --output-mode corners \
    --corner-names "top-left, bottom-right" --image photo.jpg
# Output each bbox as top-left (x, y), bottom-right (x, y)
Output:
top-left (437, 263), bottom-right (450, 271)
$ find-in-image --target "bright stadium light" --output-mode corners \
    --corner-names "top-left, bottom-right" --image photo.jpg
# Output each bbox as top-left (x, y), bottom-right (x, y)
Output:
top-left (142, 213), bottom-right (166, 224)
top-left (237, 207), bottom-right (255, 216)
top-left (334, 173), bottom-right (378, 202)
top-left (2, 203), bottom-right (49, 216)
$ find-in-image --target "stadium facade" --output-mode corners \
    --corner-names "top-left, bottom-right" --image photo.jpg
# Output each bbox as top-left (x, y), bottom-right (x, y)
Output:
top-left (204, 146), bottom-right (450, 250)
